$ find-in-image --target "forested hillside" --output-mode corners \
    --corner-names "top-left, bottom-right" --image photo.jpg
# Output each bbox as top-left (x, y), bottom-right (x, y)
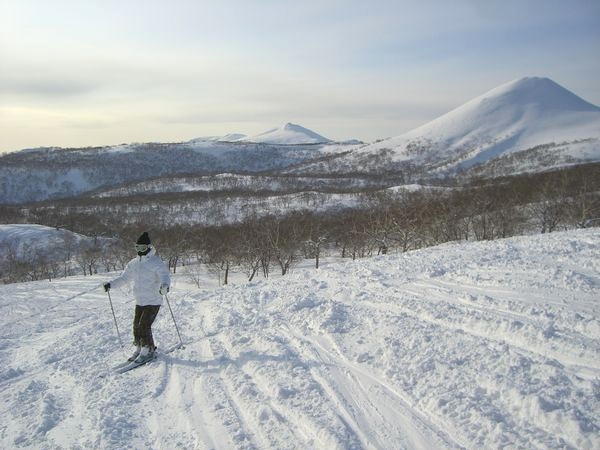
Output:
top-left (2, 163), bottom-right (599, 285)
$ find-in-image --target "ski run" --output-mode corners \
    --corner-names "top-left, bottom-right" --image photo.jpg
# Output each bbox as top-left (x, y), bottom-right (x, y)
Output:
top-left (1, 228), bottom-right (599, 450)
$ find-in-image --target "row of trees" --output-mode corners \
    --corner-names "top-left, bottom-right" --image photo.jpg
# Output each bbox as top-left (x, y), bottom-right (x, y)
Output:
top-left (0, 234), bottom-right (129, 284)
top-left (1, 163), bottom-right (599, 285)
top-left (169, 164), bottom-right (598, 285)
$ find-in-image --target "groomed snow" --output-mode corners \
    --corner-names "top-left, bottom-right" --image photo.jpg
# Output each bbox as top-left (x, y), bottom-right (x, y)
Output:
top-left (1, 229), bottom-right (599, 449)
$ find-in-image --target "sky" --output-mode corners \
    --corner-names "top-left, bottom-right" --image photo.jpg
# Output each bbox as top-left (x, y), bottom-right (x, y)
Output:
top-left (1, 0), bottom-right (599, 153)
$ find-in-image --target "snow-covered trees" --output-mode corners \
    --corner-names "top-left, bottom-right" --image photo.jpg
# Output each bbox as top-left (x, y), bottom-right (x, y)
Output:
top-left (1, 163), bottom-right (599, 285)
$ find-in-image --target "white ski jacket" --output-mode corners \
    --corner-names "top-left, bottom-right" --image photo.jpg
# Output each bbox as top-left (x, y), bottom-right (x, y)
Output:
top-left (110, 248), bottom-right (170, 306)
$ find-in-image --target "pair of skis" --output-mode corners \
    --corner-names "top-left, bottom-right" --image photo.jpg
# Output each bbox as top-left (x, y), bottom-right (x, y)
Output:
top-left (112, 353), bottom-right (157, 374)
top-left (108, 343), bottom-right (184, 375)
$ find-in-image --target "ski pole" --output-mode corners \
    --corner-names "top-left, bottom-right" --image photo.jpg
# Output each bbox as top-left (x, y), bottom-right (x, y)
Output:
top-left (106, 290), bottom-right (124, 348)
top-left (63, 285), bottom-right (101, 302)
top-left (164, 293), bottom-right (184, 348)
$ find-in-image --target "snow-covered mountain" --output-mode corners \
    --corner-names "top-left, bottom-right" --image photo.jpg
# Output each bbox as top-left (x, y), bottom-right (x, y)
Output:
top-left (0, 139), bottom-right (347, 204)
top-left (1, 228), bottom-right (599, 449)
top-left (188, 133), bottom-right (249, 143)
top-left (187, 123), bottom-right (331, 145)
top-left (241, 122), bottom-right (332, 144)
top-left (1, 77), bottom-right (599, 204)
top-left (0, 121), bottom-right (346, 204)
top-left (217, 133), bottom-right (247, 142)
top-left (342, 77), bottom-right (600, 176)
top-left (390, 78), bottom-right (600, 169)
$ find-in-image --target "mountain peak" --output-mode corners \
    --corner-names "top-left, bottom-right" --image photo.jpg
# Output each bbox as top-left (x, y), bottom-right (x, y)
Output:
top-left (410, 76), bottom-right (600, 138)
top-left (477, 76), bottom-right (600, 113)
top-left (243, 122), bottom-right (331, 145)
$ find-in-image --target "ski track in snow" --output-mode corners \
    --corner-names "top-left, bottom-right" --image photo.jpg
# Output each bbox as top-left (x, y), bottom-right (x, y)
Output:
top-left (1, 229), bottom-right (599, 449)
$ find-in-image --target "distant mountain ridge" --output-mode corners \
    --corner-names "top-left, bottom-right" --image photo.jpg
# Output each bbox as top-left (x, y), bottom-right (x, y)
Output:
top-left (187, 123), bottom-right (331, 145)
top-left (1, 77), bottom-right (599, 204)
top-left (0, 136), bottom-right (350, 204)
top-left (240, 122), bottom-right (332, 144)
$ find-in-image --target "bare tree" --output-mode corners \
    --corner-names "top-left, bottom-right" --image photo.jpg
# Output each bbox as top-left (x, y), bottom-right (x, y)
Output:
top-left (263, 215), bottom-right (301, 275)
top-left (237, 218), bottom-right (270, 281)
top-left (303, 217), bottom-right (328, 269)
top-left (203, 226), bottom-right (238, 285)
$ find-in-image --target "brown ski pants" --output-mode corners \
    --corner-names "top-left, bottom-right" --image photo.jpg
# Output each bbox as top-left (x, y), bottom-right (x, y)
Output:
top-left (133, 305), bottom-right (160, 349)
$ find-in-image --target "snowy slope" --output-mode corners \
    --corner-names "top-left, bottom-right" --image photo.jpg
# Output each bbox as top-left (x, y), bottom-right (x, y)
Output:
top-left (187, 134), bottom-right (248, 143)
top-left (218, 133), bottom-right (248, 142)
top-left (348, 77), bottom-right (600, 175)
top-left (242, 123), bottom-right (332, 145)
top-left (1, 229), bottom-right (599, 449)
top-left (0, 224), bottom-right (98, 258)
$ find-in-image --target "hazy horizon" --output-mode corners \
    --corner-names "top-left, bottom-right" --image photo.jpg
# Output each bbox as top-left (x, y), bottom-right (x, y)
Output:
top-left (1, 0), bottom-right (599, 153)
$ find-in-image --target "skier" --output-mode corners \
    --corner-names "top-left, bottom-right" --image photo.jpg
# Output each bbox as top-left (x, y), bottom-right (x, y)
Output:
top-left (103, 232), bottom-right (171, 363)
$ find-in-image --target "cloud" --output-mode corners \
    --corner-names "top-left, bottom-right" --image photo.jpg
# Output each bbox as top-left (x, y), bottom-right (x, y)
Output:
top-left (0, 77), bottom-right (97, 99)
top-left (1, 0), bottom-right (599, 152)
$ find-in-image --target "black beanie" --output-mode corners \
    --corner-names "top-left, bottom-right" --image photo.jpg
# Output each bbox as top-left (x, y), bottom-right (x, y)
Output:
top-left (136, 232), bottom-right (151, 245)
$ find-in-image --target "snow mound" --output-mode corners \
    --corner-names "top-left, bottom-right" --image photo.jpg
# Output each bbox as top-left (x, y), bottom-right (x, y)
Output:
top-left (1, 228), bottom-right (599, 449)
top-left (242, 123), bottom-right (332, 145)
top-left (0, 224), bottom-right (88, 257)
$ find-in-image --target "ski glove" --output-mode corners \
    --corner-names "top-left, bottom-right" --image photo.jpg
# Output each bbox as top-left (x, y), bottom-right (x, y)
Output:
top-left (159, 284), bottom-right (169, 295)
top-left (103, 282), bottom-right (111, 292)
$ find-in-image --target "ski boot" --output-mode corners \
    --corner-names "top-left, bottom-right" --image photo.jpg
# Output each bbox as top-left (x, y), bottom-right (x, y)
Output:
top-left (134, 346), bottom-right (156, 364)
top-left (128, 345), bottom-right (141, 362)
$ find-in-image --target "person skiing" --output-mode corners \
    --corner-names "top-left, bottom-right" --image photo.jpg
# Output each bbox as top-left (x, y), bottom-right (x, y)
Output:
top-left (103, 232), bottom-right (171, 363)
